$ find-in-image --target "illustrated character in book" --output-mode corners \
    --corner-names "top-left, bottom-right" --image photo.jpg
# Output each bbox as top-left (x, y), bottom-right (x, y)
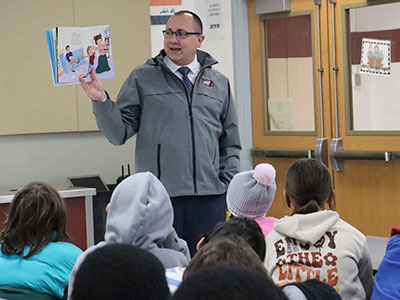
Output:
top-left (65, 45), bottom-right (80, 72)
top-left (93, 33), bottom-right (111, 74)
top-left (104, 37), bottom-right (110, 58)
top-left (80, 46), bottom-right (96, 79)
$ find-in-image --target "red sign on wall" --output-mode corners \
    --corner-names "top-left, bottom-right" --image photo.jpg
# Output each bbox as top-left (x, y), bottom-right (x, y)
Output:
top-left (150, 0), bottom-right (182, 5)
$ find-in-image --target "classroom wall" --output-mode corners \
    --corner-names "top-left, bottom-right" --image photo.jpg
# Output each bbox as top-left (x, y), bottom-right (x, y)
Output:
top-left (0, 0), bottom-right (151, 135)
top-left (0, 132), bottom-right (135, 191)
top-left (0, 0), bottom-right (149, 190)
top-left (0, 0), bottom-right (252, 191)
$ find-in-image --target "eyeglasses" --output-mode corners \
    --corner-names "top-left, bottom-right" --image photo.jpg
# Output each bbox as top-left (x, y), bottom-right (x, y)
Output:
top-left (162, 29), bottom-right (200, 39)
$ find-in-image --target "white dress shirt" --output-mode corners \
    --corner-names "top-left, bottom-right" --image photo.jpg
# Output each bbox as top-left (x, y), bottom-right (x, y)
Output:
top-left (164, 55), bottom-right (201, 84)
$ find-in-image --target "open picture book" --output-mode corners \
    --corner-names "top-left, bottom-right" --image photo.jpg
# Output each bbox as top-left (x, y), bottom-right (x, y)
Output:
top-left (46, 25), bottom-right (115, 86)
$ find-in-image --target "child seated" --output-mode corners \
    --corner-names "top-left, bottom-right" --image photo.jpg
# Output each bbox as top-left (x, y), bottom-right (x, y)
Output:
top-left (68, 172), bottom-right (190, 299)
top-left (198, 217), bottom-right (266, 261)
top-left (371, 227), bottom-right (400, 300)
top-left (227, 163), bottom-right (278, 236)
top-left (172, 265), bottom-right (288, 300)
top-left (166, 217), bottom-right (265, 294)
top-left (0, 182), bottom-right (82, 299)
top-left (71, 244), bottom-right (170, 300)
top-left (184, 238), bottom-right (268, 278)
top-left (264, 159), bottom-right (373, 300)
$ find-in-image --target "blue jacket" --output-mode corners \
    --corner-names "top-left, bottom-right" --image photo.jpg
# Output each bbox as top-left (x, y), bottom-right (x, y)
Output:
top-left (371, 234), bottom-right (400, 300)
top-left (0, 242), bottom-right (82, 298)
top-left (93, 50), bottom-right (241, 197)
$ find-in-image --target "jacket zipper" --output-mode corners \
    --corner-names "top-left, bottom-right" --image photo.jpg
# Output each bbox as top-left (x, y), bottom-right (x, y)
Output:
top-left (157, 144), bottom-right (161, 180)
top-left (188, 102), bottom-right (197, 194)
top-left (182, 77), bottom-right (198, 195)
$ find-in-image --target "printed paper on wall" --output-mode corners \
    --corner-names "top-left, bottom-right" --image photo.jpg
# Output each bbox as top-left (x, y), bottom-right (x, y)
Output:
top-left (360, 38), bottom-right (391, 77)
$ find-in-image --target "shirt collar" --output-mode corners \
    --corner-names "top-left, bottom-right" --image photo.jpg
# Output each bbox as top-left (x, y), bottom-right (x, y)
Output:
top-left (164, 55), bottom-right (201, 76)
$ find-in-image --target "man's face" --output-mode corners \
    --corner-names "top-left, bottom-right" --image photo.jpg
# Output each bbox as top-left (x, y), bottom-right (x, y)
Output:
top-left (164, 14), bottom-right (204, 66)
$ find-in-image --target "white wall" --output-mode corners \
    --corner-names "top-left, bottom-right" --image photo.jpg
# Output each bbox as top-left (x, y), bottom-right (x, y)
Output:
top-left (231, 0), bottom-right (253, 171)
top-left (0, 132), bottom-right (135, 191)
top-left (195, 0), bottom-right (235, 87)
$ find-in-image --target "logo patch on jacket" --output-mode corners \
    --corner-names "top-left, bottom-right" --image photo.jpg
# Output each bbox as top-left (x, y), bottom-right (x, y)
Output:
top-left (201, 77), bottom-right (214, 89)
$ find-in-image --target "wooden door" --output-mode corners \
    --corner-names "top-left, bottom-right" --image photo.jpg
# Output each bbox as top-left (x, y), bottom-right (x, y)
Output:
top-left (248, 0), bottom-right (400, 238)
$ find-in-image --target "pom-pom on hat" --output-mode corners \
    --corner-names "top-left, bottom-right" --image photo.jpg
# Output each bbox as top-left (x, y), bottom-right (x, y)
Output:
top-left (227, 163), bottom-right (277, 219)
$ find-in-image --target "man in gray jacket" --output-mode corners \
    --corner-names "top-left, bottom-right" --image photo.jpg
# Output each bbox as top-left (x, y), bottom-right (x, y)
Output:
top-left (80, 10), bottom-right (241, 255)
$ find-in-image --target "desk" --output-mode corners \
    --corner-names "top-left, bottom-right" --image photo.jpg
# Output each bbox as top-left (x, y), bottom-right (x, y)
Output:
top-left (0, 188), bottom-right (96, 251)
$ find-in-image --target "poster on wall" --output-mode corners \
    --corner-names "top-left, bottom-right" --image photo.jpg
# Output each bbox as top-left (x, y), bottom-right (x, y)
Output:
top-left (207, 0), bottom-right (224, 40)
top-left (150, 0), bottom-right (182, 25)
top-left (360, 38), bottom-right (391, 77)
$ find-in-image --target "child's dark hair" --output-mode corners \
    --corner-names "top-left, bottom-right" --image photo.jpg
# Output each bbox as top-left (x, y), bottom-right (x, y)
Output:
top-left (94, 34), bottom-right (102, 43)
top-left (285, 159), bottom-right (334, 215)
top-left (174, 265), bottom-right (288, 300)
top-left (201, 217), bottom-right (265, 261)
top-left (184, 238), bottom-right (267, 279)
top-left (0, 182), bottom-right (69, 258)
top-left (65, 45), bottom-right (70, 50)
top-left (72, 244), bottom-right (170, 300)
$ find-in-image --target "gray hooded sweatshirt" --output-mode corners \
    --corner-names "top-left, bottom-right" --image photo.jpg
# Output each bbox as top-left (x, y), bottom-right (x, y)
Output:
top-left (68, 172), bottom-right (190, 299)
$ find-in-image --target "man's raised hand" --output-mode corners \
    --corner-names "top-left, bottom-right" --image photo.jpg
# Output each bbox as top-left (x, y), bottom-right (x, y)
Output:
top-left (80, 69), bottom-right (107, 102)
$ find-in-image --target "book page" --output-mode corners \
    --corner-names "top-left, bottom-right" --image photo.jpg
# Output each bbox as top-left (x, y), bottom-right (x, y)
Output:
top-left (56, 25), bottom-right (115, 84)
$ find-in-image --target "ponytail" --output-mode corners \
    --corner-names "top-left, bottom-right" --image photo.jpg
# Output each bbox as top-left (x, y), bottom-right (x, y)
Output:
top-left (285, 159), bottom-right (333, 215)
top-left (292, 200), bottom-right (321, 215)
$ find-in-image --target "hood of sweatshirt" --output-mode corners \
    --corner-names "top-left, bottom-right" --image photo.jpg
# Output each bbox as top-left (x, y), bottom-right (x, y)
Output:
top-left (104, 172), bottom-right (173, 250)
top-left (273, 210), bottom-right (340, 244)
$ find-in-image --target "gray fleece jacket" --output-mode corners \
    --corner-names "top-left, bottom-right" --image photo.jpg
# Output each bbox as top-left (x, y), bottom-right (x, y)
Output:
top-left (93, 50), bottom-right (241, 197)
top-left (68, 172), bottom-right (190, 299)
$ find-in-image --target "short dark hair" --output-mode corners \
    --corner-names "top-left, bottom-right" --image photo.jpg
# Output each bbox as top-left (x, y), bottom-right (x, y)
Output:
top-left (173, 265), bottom-right (288, 300)
top-left (184, 238), bottom-right (267, 279)
top-left (94, 34), bottom-right (102, 43)
top-left (202, 217), bottom-right (266, 261)
top-left (65, 45), bottom-right (70, 50)
top-left (285, 159), bottom-right (334, 214)
top-left (72, 244), bottom-right (170, 300)
top-left (173, 10), bottom-right (203, 34)
top-left (0, 182), bottom-right (69, 258)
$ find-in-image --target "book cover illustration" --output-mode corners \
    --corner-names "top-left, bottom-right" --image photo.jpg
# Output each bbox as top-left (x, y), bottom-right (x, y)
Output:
top-left (46, 25), bottom-right (115, 85)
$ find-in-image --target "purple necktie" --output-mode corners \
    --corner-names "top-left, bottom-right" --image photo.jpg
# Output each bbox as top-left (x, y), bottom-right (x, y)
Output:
top-left (178, 66), bottom-right (193, 93)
